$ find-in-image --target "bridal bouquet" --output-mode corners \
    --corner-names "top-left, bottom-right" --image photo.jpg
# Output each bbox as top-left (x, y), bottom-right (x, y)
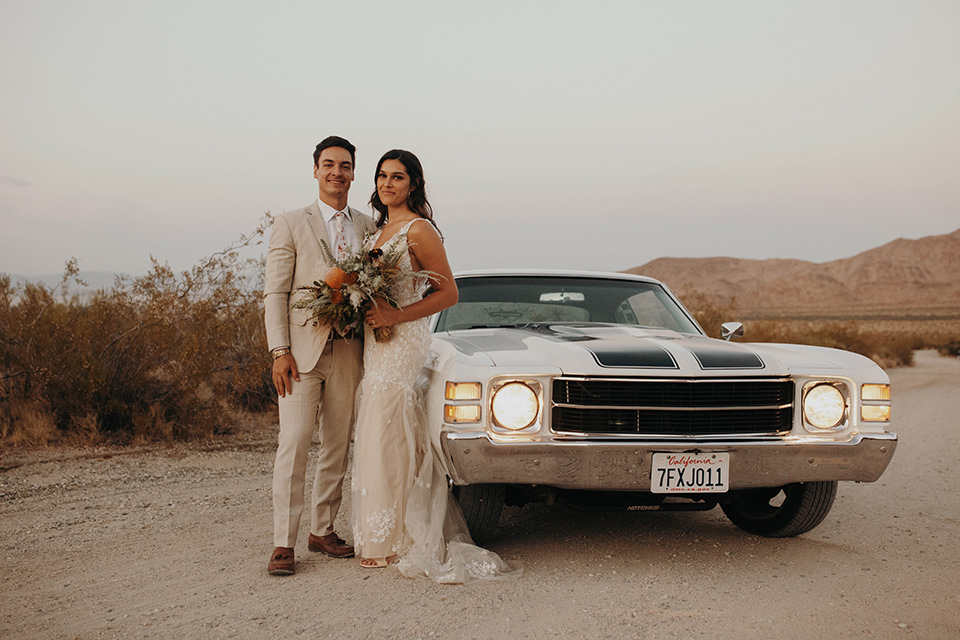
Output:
top-left (292, 235), bottom-right (431, 342)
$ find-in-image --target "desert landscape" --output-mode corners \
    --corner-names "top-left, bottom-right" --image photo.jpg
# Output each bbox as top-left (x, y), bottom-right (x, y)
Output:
top-left (2, 228), bottom-right (959, 638)
top-left (1, 349), bottom-right (958, 639)
top-left (629, 228), bottom-right (960, 369)
top-left (3, 2), bottom-right (958, 636)
top-left (629, 227), bottom-right (960, 319)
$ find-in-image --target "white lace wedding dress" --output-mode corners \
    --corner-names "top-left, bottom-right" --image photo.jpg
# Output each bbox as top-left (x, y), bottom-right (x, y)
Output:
top-left (351, 219), bottom-right (519, 583)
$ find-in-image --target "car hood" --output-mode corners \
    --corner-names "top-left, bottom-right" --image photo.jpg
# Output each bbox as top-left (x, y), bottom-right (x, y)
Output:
top-left (436, 323), bottom-right (877, 377)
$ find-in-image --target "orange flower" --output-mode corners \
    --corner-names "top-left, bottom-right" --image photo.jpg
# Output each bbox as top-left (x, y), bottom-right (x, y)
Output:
top-left (343, 271), bottom-right (359, 286)
top-left (324, 267), bottom-right (346, 289)
top-left (331, 290), bottom-right (344, 304)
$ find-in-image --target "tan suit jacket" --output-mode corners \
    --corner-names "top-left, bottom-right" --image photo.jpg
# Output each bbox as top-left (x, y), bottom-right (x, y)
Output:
top-left (264, 202), bottom-right (376, 372)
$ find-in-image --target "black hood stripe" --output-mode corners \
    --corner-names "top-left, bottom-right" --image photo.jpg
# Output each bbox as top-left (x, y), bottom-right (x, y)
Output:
top-left (460, 324), bottom-right (765, 371)
top-left (683, 341), bottom-right (765, 370)
top-left (524, 324), bottom-right (679, 369)
top-left (580, 339), bottom-right (679, 369)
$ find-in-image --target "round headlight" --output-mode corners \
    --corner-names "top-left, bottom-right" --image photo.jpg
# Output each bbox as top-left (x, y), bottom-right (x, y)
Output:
top-left (803, 383), bottom-right (846, 429)
top-left (491, 382), bottom-right (539, 430)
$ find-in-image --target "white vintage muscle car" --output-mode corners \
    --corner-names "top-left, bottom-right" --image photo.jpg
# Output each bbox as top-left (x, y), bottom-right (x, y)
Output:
top-left (422, 271), bottom-right (897, 541)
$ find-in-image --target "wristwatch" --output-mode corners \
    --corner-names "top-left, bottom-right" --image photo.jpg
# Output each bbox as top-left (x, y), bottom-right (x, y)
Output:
top-left (271, 347), bottom-right (291, 359)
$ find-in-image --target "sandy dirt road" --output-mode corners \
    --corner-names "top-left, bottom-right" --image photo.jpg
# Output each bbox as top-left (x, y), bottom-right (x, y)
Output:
top-left (1, 351), bottom-right (958, 639)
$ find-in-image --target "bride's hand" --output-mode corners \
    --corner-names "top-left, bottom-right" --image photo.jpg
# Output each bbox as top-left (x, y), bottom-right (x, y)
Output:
top-left (365, 299), bottom-right (403, 329)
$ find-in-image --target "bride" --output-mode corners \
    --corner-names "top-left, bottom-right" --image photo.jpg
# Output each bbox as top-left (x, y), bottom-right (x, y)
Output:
top-left (351, 149), bottom-right (519, 582)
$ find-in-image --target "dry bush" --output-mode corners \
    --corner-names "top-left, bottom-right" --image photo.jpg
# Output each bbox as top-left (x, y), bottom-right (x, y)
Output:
top-left (680, 290), bottom-right (739, 339)
top-left (939, 340), bottom-right (960, 358)
top-left (0, 399), bottom-right (58, 446)
top-left (678, 290), bottom-right (954, 368)
top-left (0, 218), bottom-right (275, 445)
top-left (746, 320), bottom-right (918, 368)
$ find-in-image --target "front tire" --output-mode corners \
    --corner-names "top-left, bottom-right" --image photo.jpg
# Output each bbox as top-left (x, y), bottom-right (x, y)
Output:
top-left (452, 483), bottom-right (504, 543)
top-left (720, 481), bottom-right (837, 537)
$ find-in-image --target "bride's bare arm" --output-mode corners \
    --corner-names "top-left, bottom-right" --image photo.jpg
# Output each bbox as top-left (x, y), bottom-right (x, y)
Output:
top-left (365, 221), bottom-right (458, 328)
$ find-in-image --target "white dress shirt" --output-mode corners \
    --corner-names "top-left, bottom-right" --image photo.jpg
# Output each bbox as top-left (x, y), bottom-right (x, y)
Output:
top-left (317, 199), bottom-right (358, 255)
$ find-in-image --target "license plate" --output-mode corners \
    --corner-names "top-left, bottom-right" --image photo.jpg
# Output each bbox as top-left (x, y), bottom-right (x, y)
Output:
top-left (651, 452), bottom-right (729, 493)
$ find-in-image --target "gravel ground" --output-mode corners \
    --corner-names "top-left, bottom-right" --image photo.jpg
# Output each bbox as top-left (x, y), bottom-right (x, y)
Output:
top-left (1, 351), bottom-right (958, 639)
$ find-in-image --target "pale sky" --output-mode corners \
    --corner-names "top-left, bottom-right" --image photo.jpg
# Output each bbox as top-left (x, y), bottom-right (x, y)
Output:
top-left (2, 1), bottom-right (958, 278)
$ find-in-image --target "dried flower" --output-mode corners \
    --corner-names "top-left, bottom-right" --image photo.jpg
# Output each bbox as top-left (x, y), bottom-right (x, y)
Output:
top-left (292, 232), bottom-right (439, 342)
top-left (324, 267), bottom-right (346, 289)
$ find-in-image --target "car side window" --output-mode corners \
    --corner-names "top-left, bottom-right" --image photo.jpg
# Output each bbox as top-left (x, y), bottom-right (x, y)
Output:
top-left (624, 291), bottom-right (685, 330)
top-left (613, 300), bottom-right (638, 324)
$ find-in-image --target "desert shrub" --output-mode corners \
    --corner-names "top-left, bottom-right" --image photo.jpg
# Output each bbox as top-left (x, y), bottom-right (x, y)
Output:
top-left (746, 320), bottom-right (918, 368)
top-left (0, 219), bottom-right (274, 445)
top-left (940, 340), bottom-right (960, 358)
top-left (677, 289), bottom-right (941, 368)
top-left (0, 398), bottom-right (57, 447)
top-left (680, 291), bottom-right (738, 339)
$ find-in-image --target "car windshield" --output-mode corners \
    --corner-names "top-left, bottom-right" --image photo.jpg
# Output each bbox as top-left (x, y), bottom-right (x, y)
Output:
top-left (434, 275), bottom-right (701, 334)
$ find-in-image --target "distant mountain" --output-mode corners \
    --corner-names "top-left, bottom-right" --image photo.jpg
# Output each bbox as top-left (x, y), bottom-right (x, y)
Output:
top-left (8, 271), bottom-right (123, 293)
top-left (626, 228), bottom-right (960, 317)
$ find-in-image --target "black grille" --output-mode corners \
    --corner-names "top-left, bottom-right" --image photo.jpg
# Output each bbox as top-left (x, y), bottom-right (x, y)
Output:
top-left (552, 378), bottom-right (794, 436)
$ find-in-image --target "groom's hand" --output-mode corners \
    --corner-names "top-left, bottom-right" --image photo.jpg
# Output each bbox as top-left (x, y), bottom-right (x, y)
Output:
top-left (272, 354), bottom-right (299, 397)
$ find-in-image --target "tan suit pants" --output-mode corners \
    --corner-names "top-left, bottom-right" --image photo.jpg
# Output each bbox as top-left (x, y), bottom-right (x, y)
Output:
top-left (272, 337), bottom-right (362, 548)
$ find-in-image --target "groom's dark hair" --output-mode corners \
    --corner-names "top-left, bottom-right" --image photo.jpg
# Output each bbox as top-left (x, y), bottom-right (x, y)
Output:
top-left (313, 136), bottom-right (356, 167)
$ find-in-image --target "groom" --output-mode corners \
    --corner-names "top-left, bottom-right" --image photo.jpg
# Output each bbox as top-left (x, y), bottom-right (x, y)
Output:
top-left (263, 136), bottom-right (375, 575)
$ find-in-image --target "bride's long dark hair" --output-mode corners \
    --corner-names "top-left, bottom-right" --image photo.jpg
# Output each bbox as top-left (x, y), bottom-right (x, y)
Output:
top-left (369, 149), bottom-right (442, 238)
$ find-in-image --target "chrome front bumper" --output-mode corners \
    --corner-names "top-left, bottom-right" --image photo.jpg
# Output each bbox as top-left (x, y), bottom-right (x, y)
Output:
top-left (440, 431), bottom-right (898, 491)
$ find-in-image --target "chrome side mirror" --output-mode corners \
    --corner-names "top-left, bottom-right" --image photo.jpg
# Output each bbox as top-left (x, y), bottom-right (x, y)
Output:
top-left (721, 322), bottom-right (744, 341)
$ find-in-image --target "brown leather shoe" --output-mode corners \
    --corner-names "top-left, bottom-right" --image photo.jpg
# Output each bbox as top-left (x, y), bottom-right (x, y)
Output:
top-left (267, 547), bottom-right (295, 575)
top-left (308, 532), bottom-right (355, 558)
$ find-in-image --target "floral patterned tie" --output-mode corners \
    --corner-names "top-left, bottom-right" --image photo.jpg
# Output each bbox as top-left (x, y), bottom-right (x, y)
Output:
top-left (334, 211), bottom-right (348, 261)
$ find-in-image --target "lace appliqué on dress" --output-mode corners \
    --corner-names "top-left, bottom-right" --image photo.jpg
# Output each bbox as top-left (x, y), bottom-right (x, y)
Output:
top-left (352, 219), bottom-right (521, 582)
top-left (365, 501), bottom-right (398, 545)
top-left (358, 224), bottom-right (430, 397)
